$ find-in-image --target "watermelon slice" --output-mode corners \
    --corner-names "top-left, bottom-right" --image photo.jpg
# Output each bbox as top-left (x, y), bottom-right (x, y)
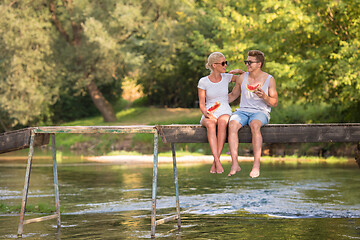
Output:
top-left (207, 101), bottom-right (221, 113)
top-left (245, 83), bottom-right (261, 92)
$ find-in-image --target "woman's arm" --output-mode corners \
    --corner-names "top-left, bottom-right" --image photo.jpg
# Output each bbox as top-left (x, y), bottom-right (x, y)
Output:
top-left (229, 69), bottom-right (245, 78)
top-left (198, 88), bottom-right (214, 118)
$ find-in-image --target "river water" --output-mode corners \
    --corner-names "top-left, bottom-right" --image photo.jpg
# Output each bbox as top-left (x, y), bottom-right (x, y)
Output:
top-left (0, 152), bottom-right (359, 239)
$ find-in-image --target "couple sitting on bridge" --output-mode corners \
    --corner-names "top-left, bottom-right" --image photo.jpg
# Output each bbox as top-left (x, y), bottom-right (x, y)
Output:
top-left (198, 50), bottom-right (278, 178)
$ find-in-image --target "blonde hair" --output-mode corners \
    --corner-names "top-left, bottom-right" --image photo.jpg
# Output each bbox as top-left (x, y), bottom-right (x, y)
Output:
top-left (205, 52), bottom-right (225, 72)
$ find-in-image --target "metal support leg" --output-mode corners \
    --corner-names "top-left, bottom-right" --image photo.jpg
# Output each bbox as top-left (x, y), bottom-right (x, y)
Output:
top-left (17, 131), bottom-right (36, 237)
top-left (51, 134), bottom-right (61, 229)
top-left (151, 131), bottom-right (159, 238)
top-left (171, 143), bottom-right (181, 229)
top-left (355, 142), bottom-right (360, 168)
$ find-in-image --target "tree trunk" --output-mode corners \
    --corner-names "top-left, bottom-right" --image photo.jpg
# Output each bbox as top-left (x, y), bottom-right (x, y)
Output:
top-left (87, 80), bottom-right (117, 122)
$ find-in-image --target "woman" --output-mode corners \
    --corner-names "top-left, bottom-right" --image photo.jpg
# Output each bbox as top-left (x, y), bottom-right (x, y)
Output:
top-left (198, 52), bottom-right (242, 174)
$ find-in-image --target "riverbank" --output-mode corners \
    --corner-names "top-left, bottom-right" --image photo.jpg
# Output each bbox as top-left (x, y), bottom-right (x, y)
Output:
top-left (0, 152), bottom-right (356, 166)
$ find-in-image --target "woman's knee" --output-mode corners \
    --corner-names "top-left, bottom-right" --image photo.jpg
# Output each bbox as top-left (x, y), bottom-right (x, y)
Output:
top-left (218, 117), bottom-right (229, 128)
top-left (204, 120), bottom-right (217, 131)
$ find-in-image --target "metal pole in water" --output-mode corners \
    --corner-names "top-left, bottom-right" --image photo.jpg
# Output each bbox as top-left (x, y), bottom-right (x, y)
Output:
top-left (51, 134), bottom-right (61, 229)
top-left (17, 130), bottom-right (35, 237)
top-left (171, 143), bottom-right (181, 229)
top-left (151, 131), bottom-right (159, 237)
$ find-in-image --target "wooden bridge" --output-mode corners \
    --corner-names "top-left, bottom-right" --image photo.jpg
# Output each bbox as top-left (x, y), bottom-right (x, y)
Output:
top-left (1, 123), bottom-right (360, 238)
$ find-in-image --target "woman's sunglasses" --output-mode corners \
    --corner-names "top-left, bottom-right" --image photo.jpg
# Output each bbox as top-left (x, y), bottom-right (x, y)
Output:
top-left (214, 61), bottom-right (228, 66)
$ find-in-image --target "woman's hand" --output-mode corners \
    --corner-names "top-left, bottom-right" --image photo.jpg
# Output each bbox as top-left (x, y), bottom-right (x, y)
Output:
top-left (228, 69), bottom-right (245, 75)
top-left (205, 111), bottom-right (217, 120)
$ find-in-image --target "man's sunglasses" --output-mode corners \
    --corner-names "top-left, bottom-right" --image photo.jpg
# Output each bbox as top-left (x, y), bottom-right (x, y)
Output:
top-left (244, 60), bottom-right (259, 65)
top-left (214, 61), bottom-right (228, 66)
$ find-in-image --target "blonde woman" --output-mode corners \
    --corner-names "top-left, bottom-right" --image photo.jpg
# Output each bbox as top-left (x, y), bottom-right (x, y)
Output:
top-left (198, 52), bottom-right (243, 174)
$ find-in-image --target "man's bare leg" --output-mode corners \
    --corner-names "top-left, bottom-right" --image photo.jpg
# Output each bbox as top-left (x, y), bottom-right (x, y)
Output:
top-left (227, 120), bottom-right (242, 176)
top-left (249, 120), bottom-right (263, 178)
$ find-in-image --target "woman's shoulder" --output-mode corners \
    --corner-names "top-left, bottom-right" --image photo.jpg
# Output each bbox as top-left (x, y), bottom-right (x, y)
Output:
top-left (199, 75), bottom-right (209, 81)
top-left (198, 76), bottom-right (210, 89)
top-left (221, 73), bottom-right (233, 78)
top-left (221, 73), bottom-right (234, 82)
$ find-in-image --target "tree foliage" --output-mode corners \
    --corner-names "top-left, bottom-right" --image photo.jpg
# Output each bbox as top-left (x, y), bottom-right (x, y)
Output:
top-left (0, 0), bottom-right (359, 131)
top-left (0, 1), bottom-right (59, 126)
top-left (139, 0), bottom-right (359, 121)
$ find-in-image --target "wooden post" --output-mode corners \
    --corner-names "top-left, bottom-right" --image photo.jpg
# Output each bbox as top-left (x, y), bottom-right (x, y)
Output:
top-left (51, 134), bottom-right (61, 229)
top-left (17, 131), bottom-right (35, 237)
top-left (171, 143), bottom-right (181, 230)
top-left (151, 131), bottom-right (159, 238)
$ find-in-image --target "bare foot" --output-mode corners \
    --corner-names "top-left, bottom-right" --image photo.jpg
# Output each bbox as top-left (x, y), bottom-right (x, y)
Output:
top-left (210, 161), bottom-right (216, 174)
top-left (215, 161), bottom-right (224, 174)
top-left (249, 168), bottom-right (260, 178)
top-left (228, 165), bottom-right (241, 176)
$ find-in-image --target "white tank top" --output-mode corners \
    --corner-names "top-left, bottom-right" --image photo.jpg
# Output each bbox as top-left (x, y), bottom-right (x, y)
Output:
top-left (237, 72), bottom-right (272, 120)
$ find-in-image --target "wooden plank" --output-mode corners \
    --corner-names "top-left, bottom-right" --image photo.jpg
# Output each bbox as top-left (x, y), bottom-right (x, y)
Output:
top-left (157, 124), bottom-right (360, 143)
top-left (23, 214), bottom-right (58, 225)
top-left (0, 128), bottom-right (50, 154)
top-left (33, 125), bottom-right (156, 134)
top-left (0, 125), bottom-right (155, 154)
top-left (155, 215), bottom-right (178, 226)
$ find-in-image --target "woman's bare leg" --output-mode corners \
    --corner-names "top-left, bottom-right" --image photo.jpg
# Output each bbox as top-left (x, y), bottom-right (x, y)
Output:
top-left (227, 120), bottom-right (242, 176)
top-left (202, 118), bottom-right (223, 173)
top-left (216, 115), bottom-right (230, 157)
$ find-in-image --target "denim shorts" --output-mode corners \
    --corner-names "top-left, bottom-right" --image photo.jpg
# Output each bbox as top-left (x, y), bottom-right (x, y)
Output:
top-left (229, 111), bottom-right (269, 127)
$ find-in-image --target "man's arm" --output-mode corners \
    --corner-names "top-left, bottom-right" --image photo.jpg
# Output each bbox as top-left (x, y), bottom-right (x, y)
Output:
top-left (254, 77), bottom-right (278, 107)
top-left (228, 75), bottom-right (243, 103)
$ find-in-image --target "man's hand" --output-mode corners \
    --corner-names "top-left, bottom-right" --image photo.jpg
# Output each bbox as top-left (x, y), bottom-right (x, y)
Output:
top-left (254, 88), bottom-right (266, 99)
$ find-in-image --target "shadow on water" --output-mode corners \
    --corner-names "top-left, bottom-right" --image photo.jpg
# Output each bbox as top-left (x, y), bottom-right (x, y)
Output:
top-left (0, 153), bottom-right (359, 239)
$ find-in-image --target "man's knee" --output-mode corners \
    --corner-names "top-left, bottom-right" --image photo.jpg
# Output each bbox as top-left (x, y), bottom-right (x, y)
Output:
top-left (249, 120), bottom-right (262, 133)
top-left (229, 120), bottom-right (242, 132)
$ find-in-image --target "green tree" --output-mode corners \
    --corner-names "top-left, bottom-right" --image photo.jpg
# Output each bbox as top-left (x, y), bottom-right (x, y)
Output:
top-left (0, 1), bottom-right (59, 127)
top-left (0, 0), bottom-right (153, 129)
top-left (48, 0), bottom-right (145, 122)
top-left (212, 0), bottom-right (360, 121)
top-left (137, 0), bottom-right (228, 107)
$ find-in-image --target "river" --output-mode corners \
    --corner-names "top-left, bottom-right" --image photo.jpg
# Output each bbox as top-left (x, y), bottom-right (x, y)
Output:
top-left (0, 152), bottom-right (359, 239)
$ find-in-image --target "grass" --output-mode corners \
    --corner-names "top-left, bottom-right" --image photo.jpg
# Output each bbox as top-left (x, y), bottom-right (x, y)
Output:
top-left (43, 107), bottom-right (202, 153)
top-left (39, 104), bottom-right (356, 159)
top-left (107, 150), bottom-right (142, 156)
top-left (0, 202), bottom-right (57, 214)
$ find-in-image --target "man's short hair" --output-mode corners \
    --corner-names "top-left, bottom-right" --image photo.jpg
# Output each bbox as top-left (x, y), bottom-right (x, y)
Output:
top-left (248, 50), bottom-right (265, 68)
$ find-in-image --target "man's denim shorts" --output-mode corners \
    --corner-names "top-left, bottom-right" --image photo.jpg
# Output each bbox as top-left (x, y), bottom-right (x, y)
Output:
top-left (229, 111), bottom-right (269, 127)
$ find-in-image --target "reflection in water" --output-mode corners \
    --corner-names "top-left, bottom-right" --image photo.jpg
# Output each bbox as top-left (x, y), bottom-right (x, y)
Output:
top-left (0, 156), bottom-right (359, 239)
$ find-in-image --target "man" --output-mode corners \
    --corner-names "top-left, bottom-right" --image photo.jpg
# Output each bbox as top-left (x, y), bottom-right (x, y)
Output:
top-left (227, 50), bottom-right (278, 178)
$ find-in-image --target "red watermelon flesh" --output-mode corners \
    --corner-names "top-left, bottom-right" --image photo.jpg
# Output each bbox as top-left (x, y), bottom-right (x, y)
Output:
top-left (245, 83), bottom-right (261, 92)
top-left (207, 101), bottom-right (221, 113)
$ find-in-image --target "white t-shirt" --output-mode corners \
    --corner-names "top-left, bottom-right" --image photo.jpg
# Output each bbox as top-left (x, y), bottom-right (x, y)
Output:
top-left (197, 73), bottom-right (233, 121)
